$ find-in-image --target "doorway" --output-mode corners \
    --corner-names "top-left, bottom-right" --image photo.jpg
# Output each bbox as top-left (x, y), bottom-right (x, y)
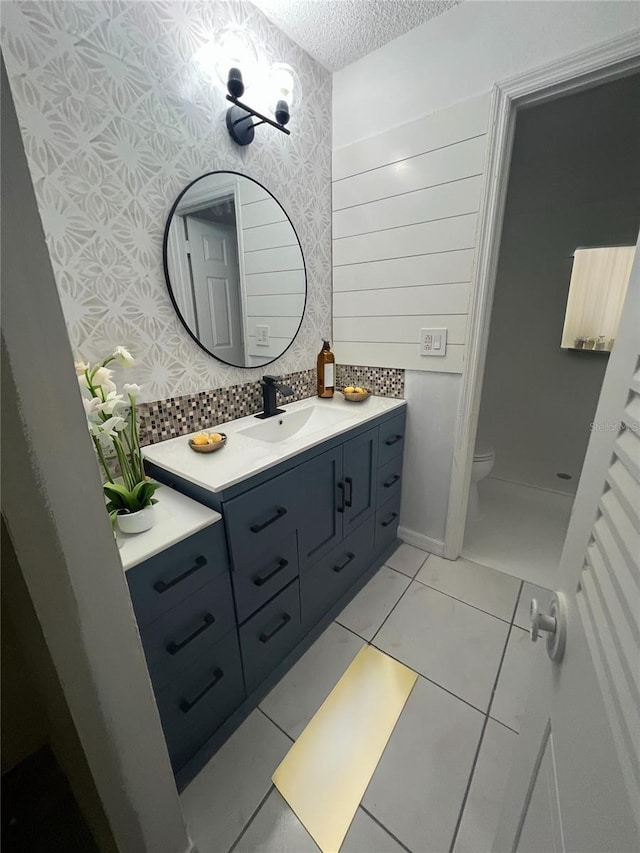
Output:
top-left (461, 73), bottom-right (640, 588)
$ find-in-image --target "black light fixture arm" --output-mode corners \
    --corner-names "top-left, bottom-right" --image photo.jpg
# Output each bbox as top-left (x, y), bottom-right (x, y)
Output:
top-left (226, 94), bottom-right (291, 136)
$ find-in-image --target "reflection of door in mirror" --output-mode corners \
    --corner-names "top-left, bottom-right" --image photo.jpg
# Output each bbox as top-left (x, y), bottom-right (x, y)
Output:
top-left (186, 210), bottom-right (245, 365)
top-left (169, 187), bottom-right (247, 365)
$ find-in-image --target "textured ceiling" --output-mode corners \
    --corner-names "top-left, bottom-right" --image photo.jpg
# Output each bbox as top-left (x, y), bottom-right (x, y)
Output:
top-left (250, 0), bottom-right (461, 71)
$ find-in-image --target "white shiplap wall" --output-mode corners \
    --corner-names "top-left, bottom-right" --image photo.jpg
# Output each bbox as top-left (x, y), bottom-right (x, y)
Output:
top-left (332, 94), bottom-right (490, 373)
top-left (239, 181), bottom-right (306, 364)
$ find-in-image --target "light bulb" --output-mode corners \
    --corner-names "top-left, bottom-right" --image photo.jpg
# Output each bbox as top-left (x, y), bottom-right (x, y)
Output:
top-left (195, 26), bottom-right (258, 91)
top-left (271, 63), bottom-right (294, 101)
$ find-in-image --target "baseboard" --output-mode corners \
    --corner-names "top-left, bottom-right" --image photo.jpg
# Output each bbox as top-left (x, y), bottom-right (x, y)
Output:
top-left (398, 526), bottom-right (444, 557)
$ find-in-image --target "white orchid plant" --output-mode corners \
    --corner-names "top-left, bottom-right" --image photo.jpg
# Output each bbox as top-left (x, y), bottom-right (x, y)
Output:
top-left (76, 347), bottom-right (158, 523)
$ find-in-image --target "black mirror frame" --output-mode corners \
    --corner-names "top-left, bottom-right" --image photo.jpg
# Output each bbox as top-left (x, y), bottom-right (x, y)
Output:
top-left (162, 170), bottom-right (308, 369)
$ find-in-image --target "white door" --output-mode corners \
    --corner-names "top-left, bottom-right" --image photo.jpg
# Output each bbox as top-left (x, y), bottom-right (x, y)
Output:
top-left (186, 215), bottom-right (245, 364)
top-left (493, 236), bottom-right (640, 853)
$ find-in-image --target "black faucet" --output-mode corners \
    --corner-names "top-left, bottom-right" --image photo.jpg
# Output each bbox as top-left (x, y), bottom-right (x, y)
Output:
top-left (256, 375), bottom-right (294, 419)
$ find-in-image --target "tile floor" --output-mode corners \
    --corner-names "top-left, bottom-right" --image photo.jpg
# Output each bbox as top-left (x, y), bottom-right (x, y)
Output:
top-left (181, 543), bottom-right (550, 853)
top-left (462, 477), bottom-right (573, 589)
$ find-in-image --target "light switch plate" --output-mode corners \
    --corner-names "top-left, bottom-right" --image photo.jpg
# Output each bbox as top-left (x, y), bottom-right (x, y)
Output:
top-left (256, 325), bottom-right (270, 347)
top-left (420, 328), bottom-right (447, 356)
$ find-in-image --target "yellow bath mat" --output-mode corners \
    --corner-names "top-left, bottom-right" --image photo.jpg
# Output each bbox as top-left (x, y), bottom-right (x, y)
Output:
top-left (271, 644), bottom-right (417, 852)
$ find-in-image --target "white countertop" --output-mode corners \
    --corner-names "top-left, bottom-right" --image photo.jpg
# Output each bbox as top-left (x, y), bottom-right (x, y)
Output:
top-left (143, 394), bottom-right (406, 496)
top-left (117, 484), bottom-right (222, 572)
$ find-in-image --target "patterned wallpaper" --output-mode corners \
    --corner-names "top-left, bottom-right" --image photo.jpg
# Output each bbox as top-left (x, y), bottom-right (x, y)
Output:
top-left (1, 0), bottom-right (332, 403)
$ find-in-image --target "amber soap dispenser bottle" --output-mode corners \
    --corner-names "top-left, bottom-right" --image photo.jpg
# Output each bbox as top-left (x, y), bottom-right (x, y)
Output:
top-left (317, 340), bottom-right (335, 398)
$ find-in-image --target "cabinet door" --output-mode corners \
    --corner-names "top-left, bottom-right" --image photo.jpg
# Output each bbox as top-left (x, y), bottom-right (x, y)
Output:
top-left (295, 446), bottom-right (343, 570)
top-left (343, 427), bottom-right (377, 535)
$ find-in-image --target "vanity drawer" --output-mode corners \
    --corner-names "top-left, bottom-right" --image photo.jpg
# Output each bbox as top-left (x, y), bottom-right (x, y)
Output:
top-left (232, 532), bottom-right (299, 624)
top-left (300, 514), bottom-right (375, 630)
top-left (156, 630), bottom-right (245, 773)
top-left (224, 469), bottom-right (298, 570)
top-left (376, 457), bottom-right (403, 509)
top-left (127, 523), bottom-right (229, 627)
top-left (374, 492), bottom-right (401, 553)
top-left (377, 411), bottom-right (406, 469)
top-left (139, 571), bottom-right (235, 690)
top-left (239, 580), bottom-right (302, 694)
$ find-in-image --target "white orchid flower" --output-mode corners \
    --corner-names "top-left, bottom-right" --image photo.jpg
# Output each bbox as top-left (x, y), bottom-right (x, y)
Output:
top-left (91, 365), bottom-right (114, 387)
top-left (78, 373), bottom-right (89, 389)
top-left (75, 360), bottom-right (90, 375)
top-left (123, 383), bottom-right (141, 397)
top-left (100, 416), bottom-right (127, 438)
top-left (99, 391), bottom-right (125, 415)
top-left (83, 396), bottom-right (102, 417)
top-left (102, 379), bottom-right (117, 395)
top-left (113, 346), bottom-right (134, 367)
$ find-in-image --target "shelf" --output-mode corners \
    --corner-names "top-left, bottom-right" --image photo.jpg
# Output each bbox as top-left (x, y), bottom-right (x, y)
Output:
top-left (565, 347), bottom-right (611, 355)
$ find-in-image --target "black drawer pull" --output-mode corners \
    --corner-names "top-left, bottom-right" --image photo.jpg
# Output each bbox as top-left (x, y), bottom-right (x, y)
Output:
top-left (333, 552), bottom-right (355, 573)
top-left (381, 512), bottom-right (399, 528)
top-left (384, 434), bottom-right (403, 446)
top-left (165, 613), bottom-right (215, 655)
top-left (259, 612), bottom-right (291, 643)
top-left (345, 476), bottom-right (353, 508)
top-left (252, 558), bottom-right (289, 588)
top-left (179, 667), bottom-right (224, 713)
top-left (250, 506), bottom-right (287, 533)
top-left (337, 481), bottom-right (346, 513)
top-left (154, 555), bottom-right (207, 593)
top-left (383, 474), bottom-right (401, 488)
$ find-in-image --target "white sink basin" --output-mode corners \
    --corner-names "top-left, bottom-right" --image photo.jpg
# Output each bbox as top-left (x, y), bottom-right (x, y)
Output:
top-left (238, 404), bottom-right (352, 443)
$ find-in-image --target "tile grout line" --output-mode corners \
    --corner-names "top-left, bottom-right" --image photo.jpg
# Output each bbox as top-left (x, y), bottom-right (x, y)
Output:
top-left (411, 575), bottom-right (515, 625)
top-left (368, 641), bottom-right (489, 718)
top-left (448, 580), bottom-right (524, 853)
top-left (227, 784), bottom-right (275, 853)
top-left (359, 804), bottom-right (415, 853)
top-left (369, 557), bottom-right (428, 645)
top-left (257, 705), bottom-right (295, 743)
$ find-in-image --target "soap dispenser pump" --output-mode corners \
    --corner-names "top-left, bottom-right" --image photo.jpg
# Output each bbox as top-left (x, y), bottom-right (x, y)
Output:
top-left (317, 340), bottom-right (335, 398)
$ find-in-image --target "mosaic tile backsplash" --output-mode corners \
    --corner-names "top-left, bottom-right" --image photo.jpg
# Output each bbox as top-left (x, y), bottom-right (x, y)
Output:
top-left (336, 365), bottom-right (405, 399)
top-left (139, 365), bottom-right (405, 445)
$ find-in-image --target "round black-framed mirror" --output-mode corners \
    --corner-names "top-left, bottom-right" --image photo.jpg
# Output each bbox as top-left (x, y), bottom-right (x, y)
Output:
top-left (163, 171), bottom-right (307, 368)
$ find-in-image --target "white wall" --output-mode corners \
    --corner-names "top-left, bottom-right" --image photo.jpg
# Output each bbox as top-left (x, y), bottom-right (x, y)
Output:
top-left (333, 95), bottom-right (488, 374)
top-left (332, 0), bottom-right (640, 547)
top-left (478, 74), bottom-right (640, 494)
top-left (333, 2), bottom-right (640, 147)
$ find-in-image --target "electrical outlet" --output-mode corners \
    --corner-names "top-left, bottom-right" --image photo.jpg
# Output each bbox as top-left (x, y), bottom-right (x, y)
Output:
top-left (256, 325), bottom-right (270, 347)
top-left (420, 328), bottom-right (447, 357)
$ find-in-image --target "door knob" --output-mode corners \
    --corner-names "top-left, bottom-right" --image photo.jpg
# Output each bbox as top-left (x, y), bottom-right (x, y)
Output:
top-left (529, 592), bottom-right (567, 662)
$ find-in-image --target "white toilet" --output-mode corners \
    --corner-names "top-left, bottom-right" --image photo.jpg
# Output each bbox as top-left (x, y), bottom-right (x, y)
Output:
top-left (468, 440), bottom-right (495, 521)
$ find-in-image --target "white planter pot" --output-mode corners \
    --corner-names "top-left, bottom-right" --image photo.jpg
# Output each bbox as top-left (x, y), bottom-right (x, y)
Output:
top-left (117, 505), bottom-right (156, 534)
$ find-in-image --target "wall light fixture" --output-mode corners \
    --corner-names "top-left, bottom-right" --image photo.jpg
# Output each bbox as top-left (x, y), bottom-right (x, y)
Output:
top-left (225, 65), bottom-right (291, 146)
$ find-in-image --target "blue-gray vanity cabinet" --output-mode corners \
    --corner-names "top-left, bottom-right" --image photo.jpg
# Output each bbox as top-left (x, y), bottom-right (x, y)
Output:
top-left (155, 631), bottom-right (245, 773)
top-left (295, 428), bottom-right (377, 570)
top-left (300, 514), bottom-right (376, 630)
top-left (377, 410), bottom-right (406, 469)
top-left (295, 445), bottom-right (343, 569)
top-left (342, 427), bottom-right (378, 536)
top-left (231, 532), bottom-right (299, 624)
top-left (126, 523), bottom-right (229, 627)
top-left (138, 571), bottom-right (235, 690)
top-left (239, 579), bottom-right (303, 694)
top-left (376, 457), bottom-right (403, 509)
top-left (224, 468), bottom-right (298, 571)
top-left (126, 521), bottom-right (245, 776)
